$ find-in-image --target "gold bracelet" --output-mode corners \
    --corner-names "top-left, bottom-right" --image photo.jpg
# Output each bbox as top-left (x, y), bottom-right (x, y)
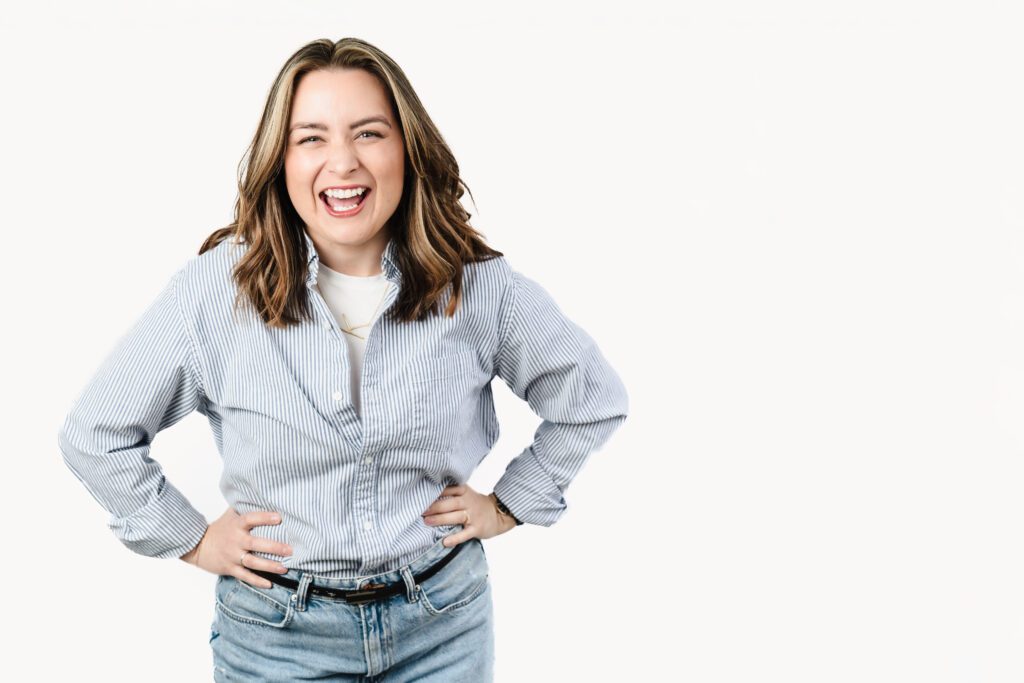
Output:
top-left (489, 492), bottom-right (523, 526)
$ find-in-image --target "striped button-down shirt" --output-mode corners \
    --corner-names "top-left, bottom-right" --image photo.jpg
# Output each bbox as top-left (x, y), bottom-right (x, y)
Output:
top-left (58, 231), bottom-right (629, 576)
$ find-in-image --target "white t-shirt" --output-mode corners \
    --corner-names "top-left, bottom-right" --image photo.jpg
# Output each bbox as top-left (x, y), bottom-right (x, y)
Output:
top-left (315, 262), bottom-right (391, 418)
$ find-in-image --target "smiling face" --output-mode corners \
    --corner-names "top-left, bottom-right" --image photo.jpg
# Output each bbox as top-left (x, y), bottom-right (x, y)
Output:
top-left (284, 68), bottom-right (405, 275)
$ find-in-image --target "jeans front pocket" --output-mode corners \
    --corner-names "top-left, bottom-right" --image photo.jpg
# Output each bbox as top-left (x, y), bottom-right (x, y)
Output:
top-left (214, 575), bottom-right (296, 629)
top-left (416, 538), bottom-right (491, 616)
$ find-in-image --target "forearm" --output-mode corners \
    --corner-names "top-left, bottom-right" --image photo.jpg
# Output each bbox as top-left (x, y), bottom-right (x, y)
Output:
top-left (492, 411), bottom-right (628, 527)
top-left (57, 266), bottom-right (210, 559)
top-left (494, 266), bottom-right (630, 527)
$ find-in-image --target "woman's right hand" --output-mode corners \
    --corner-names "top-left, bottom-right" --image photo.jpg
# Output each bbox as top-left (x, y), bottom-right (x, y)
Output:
top-left (179, 507), bottom-right (293, 588)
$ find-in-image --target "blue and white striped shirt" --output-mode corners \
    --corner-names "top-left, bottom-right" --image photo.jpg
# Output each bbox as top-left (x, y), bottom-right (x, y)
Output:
top-left (57, 231), bottom-right (629, 576)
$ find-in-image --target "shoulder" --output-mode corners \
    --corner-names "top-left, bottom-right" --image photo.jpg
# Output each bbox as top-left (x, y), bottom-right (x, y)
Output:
top-left (460, 254), bottom-right (563, 320)
top-left (176, 237), bottom-right (245, 296)
top-left (464, 253), bottom-right (557, 309)
top-left (172, 236), bottom-right (248, 317)
top-left (462, 254), bottom-right (515, 301)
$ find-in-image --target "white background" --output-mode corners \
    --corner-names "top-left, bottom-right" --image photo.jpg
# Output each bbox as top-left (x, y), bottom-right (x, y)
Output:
top-left (5, 1), bottom-right (1024, 680)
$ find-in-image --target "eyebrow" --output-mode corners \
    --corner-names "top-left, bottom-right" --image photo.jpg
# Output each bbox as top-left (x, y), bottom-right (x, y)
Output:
top-left (289, 116), bottom-right (393, 134)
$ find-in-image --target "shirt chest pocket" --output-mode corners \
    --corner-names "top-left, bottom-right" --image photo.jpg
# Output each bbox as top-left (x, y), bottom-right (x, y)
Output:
top-left (406, 351), bottom-right (478, 453)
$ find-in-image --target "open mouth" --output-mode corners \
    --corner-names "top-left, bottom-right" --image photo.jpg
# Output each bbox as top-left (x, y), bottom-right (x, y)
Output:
top-left (320, 188), bottom-right (370, 214)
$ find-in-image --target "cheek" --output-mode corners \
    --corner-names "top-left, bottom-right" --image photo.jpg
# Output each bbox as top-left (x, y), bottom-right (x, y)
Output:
top-left (372, 141), bottom-right (404, 181)
top-left (379, 153), bottom-right (405, 196)
top-left (284, 157), bottom-right (316, 202)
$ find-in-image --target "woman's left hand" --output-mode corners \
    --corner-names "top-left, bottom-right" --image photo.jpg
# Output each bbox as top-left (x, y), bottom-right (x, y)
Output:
top-left (422, 483), bottom-right (518, 547)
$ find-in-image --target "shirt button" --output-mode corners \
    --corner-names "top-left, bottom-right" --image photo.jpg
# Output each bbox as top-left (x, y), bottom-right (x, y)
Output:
top-left (364, 456), bottom-right (373, 465)
top-left (322, 321), bottom-right (331, 330)
top-left (363, 519), bottom-right (373, 530)
top-left (332, 390), bottom-right (343, 401)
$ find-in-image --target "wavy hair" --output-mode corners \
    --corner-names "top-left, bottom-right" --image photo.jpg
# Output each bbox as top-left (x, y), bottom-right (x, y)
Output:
top-left (199, 37), bottom-right (503, 327)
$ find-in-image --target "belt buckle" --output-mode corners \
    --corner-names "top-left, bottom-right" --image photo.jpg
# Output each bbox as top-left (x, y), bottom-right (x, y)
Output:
top-left (346, 582), bottom-right (387, 605)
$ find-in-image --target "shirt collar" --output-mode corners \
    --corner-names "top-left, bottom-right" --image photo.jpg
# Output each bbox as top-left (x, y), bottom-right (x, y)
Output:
top-left (303, 230), bottom-right (401, 286)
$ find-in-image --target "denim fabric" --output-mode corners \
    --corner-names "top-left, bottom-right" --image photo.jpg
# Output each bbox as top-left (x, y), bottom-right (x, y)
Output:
top-left (210, 536), bottom-right (493, 682)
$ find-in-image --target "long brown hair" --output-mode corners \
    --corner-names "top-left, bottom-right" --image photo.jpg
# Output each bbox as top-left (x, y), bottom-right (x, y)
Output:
top-left (199, 37), bottom-right (502, 327)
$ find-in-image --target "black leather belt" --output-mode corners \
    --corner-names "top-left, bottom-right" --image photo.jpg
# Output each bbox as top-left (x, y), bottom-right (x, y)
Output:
top-left (252, 541), bottom-right (465, 605)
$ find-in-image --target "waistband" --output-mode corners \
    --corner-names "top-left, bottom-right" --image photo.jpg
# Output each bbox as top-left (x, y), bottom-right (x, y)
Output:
top-left (270, 536), bottom-right (463, 591)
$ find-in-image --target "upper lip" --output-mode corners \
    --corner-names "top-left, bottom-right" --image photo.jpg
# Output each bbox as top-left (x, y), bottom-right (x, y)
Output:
top-left (320, 184), bottom-right (370, 193)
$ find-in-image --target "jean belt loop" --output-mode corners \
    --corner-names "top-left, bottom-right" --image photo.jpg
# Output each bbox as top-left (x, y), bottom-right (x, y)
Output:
top-left (400, 565), bottom-right (419, 604)
top-left (294, 572), bottom-right (314, 612)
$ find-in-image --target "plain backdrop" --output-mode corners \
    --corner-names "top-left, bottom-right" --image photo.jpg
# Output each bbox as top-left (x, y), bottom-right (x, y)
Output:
top-left (5, 1), bottom-right (1024, 681)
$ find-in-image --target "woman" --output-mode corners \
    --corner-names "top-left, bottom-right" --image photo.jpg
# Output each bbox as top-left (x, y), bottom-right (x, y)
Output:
top-left (58, 37), bottom-right (628, 681)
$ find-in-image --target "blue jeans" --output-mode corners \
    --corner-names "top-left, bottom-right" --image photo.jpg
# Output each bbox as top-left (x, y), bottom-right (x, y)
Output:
top-left (209, 536), bottom-right (494, 682)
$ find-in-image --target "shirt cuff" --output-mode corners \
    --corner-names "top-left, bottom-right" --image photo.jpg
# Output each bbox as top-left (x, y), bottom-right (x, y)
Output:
top-left (106, 478), bottom-right (209, 559)
top-left (491, 446), bottom-right (568, 527)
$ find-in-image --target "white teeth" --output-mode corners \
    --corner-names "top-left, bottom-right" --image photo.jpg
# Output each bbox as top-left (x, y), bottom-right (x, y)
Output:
top-left (322, 188), bottom-right (367, 212)
top-left (324, 193), bottom-right (362, 212)
top-left (324, 187), bottom-right (367, 199)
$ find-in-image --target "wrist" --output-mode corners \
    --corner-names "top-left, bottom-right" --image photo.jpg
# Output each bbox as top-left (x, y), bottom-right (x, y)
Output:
top-left (179, 527), bottom-right (207, 563)
top-left (489, 492), bottom-right (523, 527)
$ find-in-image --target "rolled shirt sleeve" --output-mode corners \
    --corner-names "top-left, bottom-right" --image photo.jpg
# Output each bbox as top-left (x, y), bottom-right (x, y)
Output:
top-left (57, 267), bottom-right (209, 559)
top-left (492, 268), bottom-right (629, 526)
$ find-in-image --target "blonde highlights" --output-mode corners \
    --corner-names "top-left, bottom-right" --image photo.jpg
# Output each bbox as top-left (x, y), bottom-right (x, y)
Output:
top-left (199, 37), bottom-right (502, 327)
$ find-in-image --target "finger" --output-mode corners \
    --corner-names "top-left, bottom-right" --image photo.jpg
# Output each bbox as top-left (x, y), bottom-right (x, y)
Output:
top-left (243, 551), bottom-right (289, 574)
top-left (234, 568), bottom-right (274, 589)
top-left (442, 484), bottom-right (466, 495)
top-left (424, 510), bottom-right (471, 527)
top-left (422, 497), bottom-right (461, 516)
top-left (239, 511), bottom-right (282, 530)
top-left (249, 537), bottom-right (294, 558)
top-left (441, 531), bottom-right (473, 548)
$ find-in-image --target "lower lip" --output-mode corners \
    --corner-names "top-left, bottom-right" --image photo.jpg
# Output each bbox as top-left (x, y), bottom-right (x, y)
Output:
top-left (320, 189), bottom-right (370, 218)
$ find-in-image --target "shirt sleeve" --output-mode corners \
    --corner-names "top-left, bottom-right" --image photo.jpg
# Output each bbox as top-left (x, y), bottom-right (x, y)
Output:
top-left (492, 268), bottom-right (629, 526)
top-left (57, 267), bottom-right (210, 559)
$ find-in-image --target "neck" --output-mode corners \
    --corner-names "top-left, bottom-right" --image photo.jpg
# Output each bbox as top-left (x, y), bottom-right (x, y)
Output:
top-left (311, 230), bottom-right (389, 277)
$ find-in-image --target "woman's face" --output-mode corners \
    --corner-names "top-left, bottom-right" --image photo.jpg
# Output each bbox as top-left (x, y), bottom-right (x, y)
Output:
top-left (284, 68), bottom-right (405, 272)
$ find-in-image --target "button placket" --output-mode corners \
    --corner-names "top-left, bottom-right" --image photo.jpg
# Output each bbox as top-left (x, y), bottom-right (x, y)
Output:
top-left (309, 267), bottom-right (399, 571)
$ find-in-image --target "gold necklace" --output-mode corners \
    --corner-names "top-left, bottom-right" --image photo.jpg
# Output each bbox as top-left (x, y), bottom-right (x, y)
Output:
top-left (339, 282), bottom-right (391, 340)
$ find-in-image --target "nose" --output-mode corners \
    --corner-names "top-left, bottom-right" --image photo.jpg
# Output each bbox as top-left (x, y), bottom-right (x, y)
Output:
top-left (326, 140), bottom-right (360, 175)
